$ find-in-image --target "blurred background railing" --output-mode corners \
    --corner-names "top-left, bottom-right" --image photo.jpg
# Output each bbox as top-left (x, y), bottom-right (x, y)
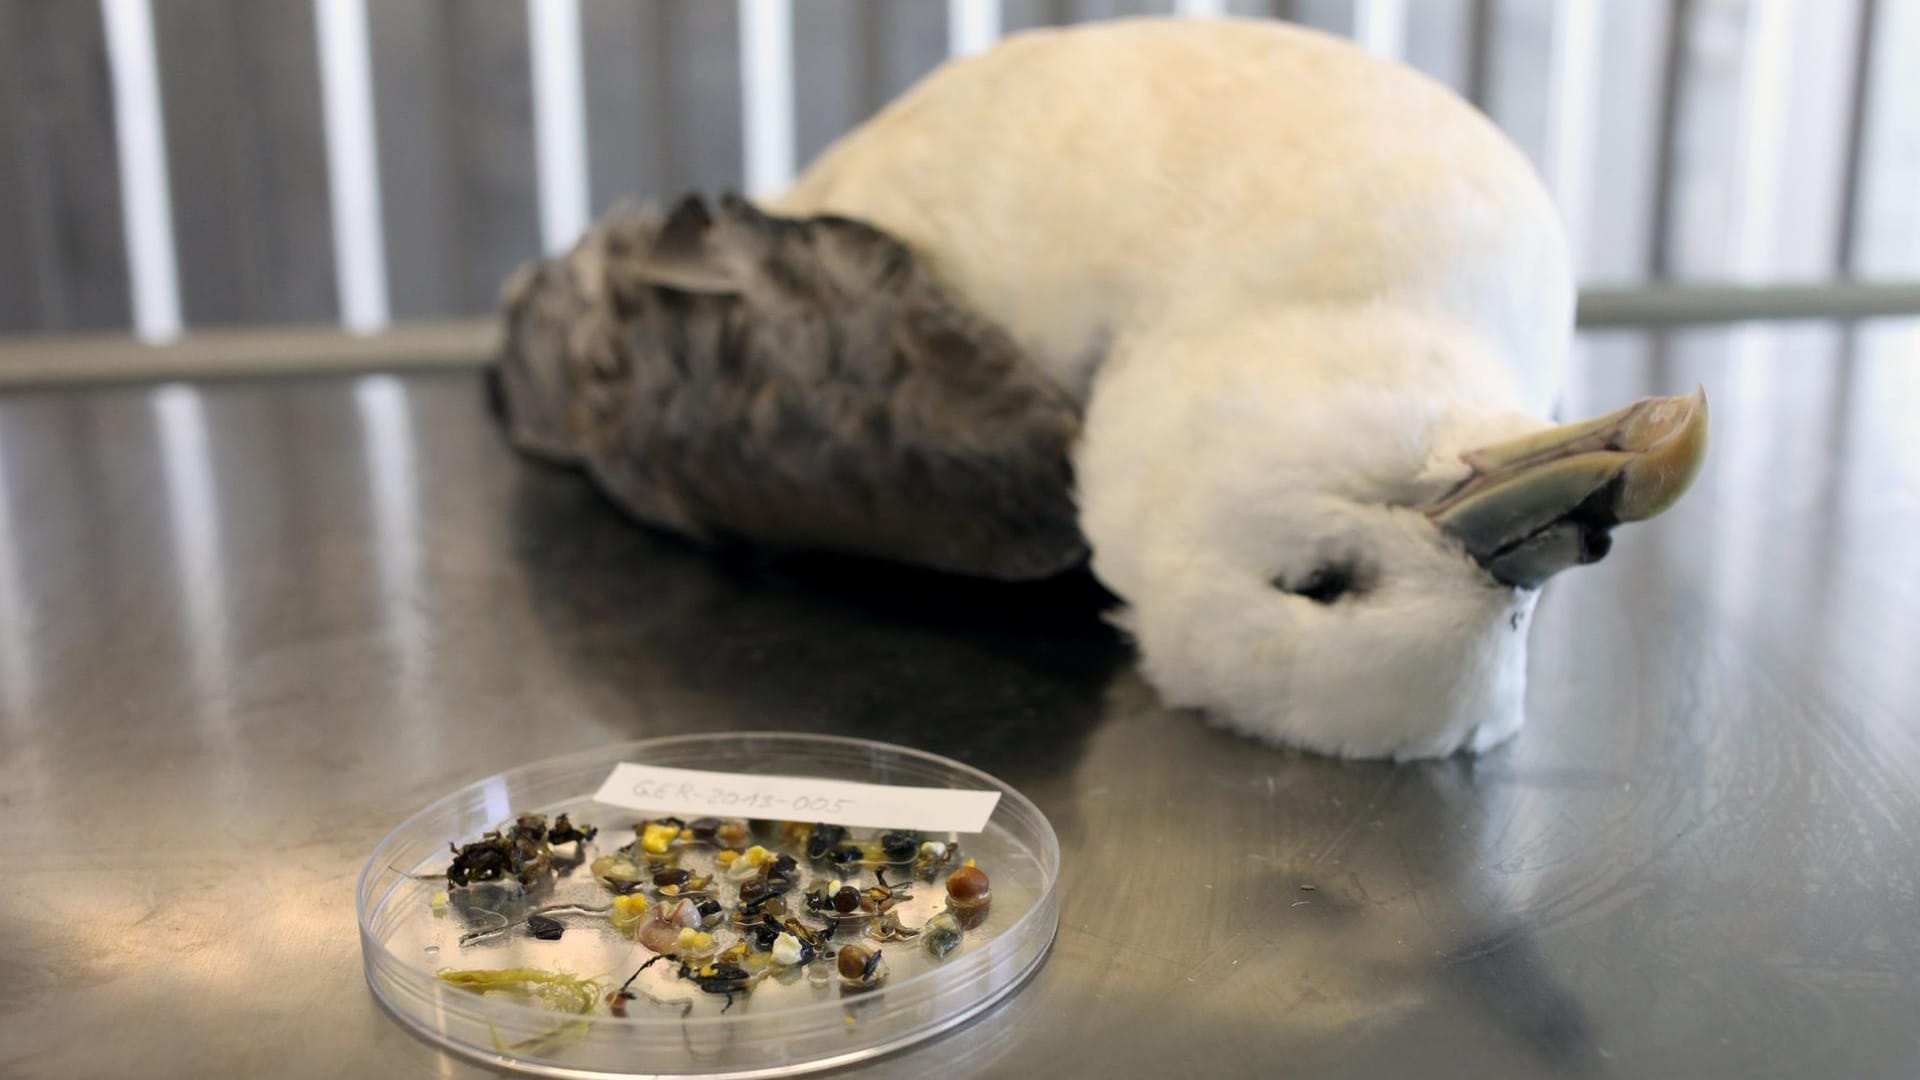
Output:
top-left (1, 0), bottom-right (1917, 380)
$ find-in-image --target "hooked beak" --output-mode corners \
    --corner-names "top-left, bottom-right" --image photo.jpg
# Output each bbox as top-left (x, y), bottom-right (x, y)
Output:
top-left (1428, 388), bottom-right (1709, 588)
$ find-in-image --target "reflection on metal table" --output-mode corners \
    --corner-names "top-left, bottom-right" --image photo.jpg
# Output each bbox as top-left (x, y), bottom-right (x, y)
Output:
top-left (1, 321), bottom-right (1917, 1078)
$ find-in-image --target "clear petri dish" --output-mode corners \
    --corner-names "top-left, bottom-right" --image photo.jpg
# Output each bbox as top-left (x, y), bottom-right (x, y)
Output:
top-left (357, 732), bottom-right (1059, 1077)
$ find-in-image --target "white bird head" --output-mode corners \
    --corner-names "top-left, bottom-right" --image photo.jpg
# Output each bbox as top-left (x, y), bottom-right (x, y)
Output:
top-left (1079, 313), bottom-right (1709, 759)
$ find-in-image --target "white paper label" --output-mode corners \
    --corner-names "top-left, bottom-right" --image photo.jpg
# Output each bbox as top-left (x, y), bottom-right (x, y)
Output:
top-left (591, 762), bottom-right (1002, 834)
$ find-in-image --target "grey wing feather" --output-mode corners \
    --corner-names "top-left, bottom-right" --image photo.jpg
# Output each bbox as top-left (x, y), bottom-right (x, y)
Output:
top-left (495, 195), bottom-right (1088, 581)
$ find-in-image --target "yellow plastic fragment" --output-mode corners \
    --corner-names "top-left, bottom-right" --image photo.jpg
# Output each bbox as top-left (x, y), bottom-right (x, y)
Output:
top-left (610, 893), bottom-right (650, 932)
top-left (715, 850), bottom-right (739, 867)
top-left (742, 845), bottom-right (771, 867)
top-left (640, 822), bottom-right (679, 855)
top-left (430, 891), bottom-right (450, 916)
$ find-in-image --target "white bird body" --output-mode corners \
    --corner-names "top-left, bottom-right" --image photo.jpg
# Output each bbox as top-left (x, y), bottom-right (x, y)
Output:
top-left (780, 18), bottom-right (1577, 757)
top-left (497, 18), bottom-right (1706, 759)
top-left (778, 17), bottom-right (1570, 414)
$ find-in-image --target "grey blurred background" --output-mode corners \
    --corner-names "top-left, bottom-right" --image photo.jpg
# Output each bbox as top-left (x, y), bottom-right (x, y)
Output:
top-left (0, 0), bottom-right (1916, 360)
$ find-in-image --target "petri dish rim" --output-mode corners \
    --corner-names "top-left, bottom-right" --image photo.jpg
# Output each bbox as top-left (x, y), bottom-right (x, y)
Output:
top-left (356, 731), bottom-right (1061, 1076)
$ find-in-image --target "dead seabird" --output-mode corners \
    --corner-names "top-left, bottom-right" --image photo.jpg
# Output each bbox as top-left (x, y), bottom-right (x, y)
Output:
top-left (492, 18), bottom-right (1707, 758)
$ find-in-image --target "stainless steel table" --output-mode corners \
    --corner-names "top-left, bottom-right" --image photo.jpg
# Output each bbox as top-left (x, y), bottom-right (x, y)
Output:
top-left (2, 322), bottom-right (1916, 1078)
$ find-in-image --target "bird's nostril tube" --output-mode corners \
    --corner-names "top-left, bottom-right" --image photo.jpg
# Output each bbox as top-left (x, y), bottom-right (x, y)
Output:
top-left (1579, 527), bottom-right (1613, 565)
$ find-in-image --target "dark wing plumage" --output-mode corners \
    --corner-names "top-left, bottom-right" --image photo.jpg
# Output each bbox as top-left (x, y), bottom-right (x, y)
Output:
top-left (494, 195), bottom-right (1087, 580)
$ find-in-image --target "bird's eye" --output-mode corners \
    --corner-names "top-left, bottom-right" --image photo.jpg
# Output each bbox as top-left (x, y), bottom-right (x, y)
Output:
top-left (1272, 565), bottom-right (1355, 604)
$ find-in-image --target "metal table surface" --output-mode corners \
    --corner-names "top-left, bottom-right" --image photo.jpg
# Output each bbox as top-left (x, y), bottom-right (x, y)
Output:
top-left (1, 322), bottom-right (1916, 1079)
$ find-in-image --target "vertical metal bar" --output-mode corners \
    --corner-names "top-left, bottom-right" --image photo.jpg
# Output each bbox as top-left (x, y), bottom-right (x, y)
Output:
top-left (1731, 0), bottom-right (1792, 280)
top-left (1722, 0), bottom-right (1796, 585)
top-left (1175, 0), bottom-right (1229, 16)
top-left (950, 0), bottom-right (1002, 55)
top-left (859, 2), bottom-right (886, 115)
top-left (739, 0), bottom-right (796, 197)
top-left (1464, 0), bottom-right (1494, 109)
top-left (100, 0), bottom-right (182, 342)
top-left (1835, 0), bottom-right (1880, 276)
top-left (0, 3), bottom-right (133, 334)
top-left (1646, 0), bottom-right (1694, 279)
top-left (1355, 0), bottom-right (1407, 60)
top-left (1545, 0), bottom-right (1601, 272)
top-left (315, 0), bottom-right (390, 334)
top-left (529, 0), bottom-right (591, 254)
